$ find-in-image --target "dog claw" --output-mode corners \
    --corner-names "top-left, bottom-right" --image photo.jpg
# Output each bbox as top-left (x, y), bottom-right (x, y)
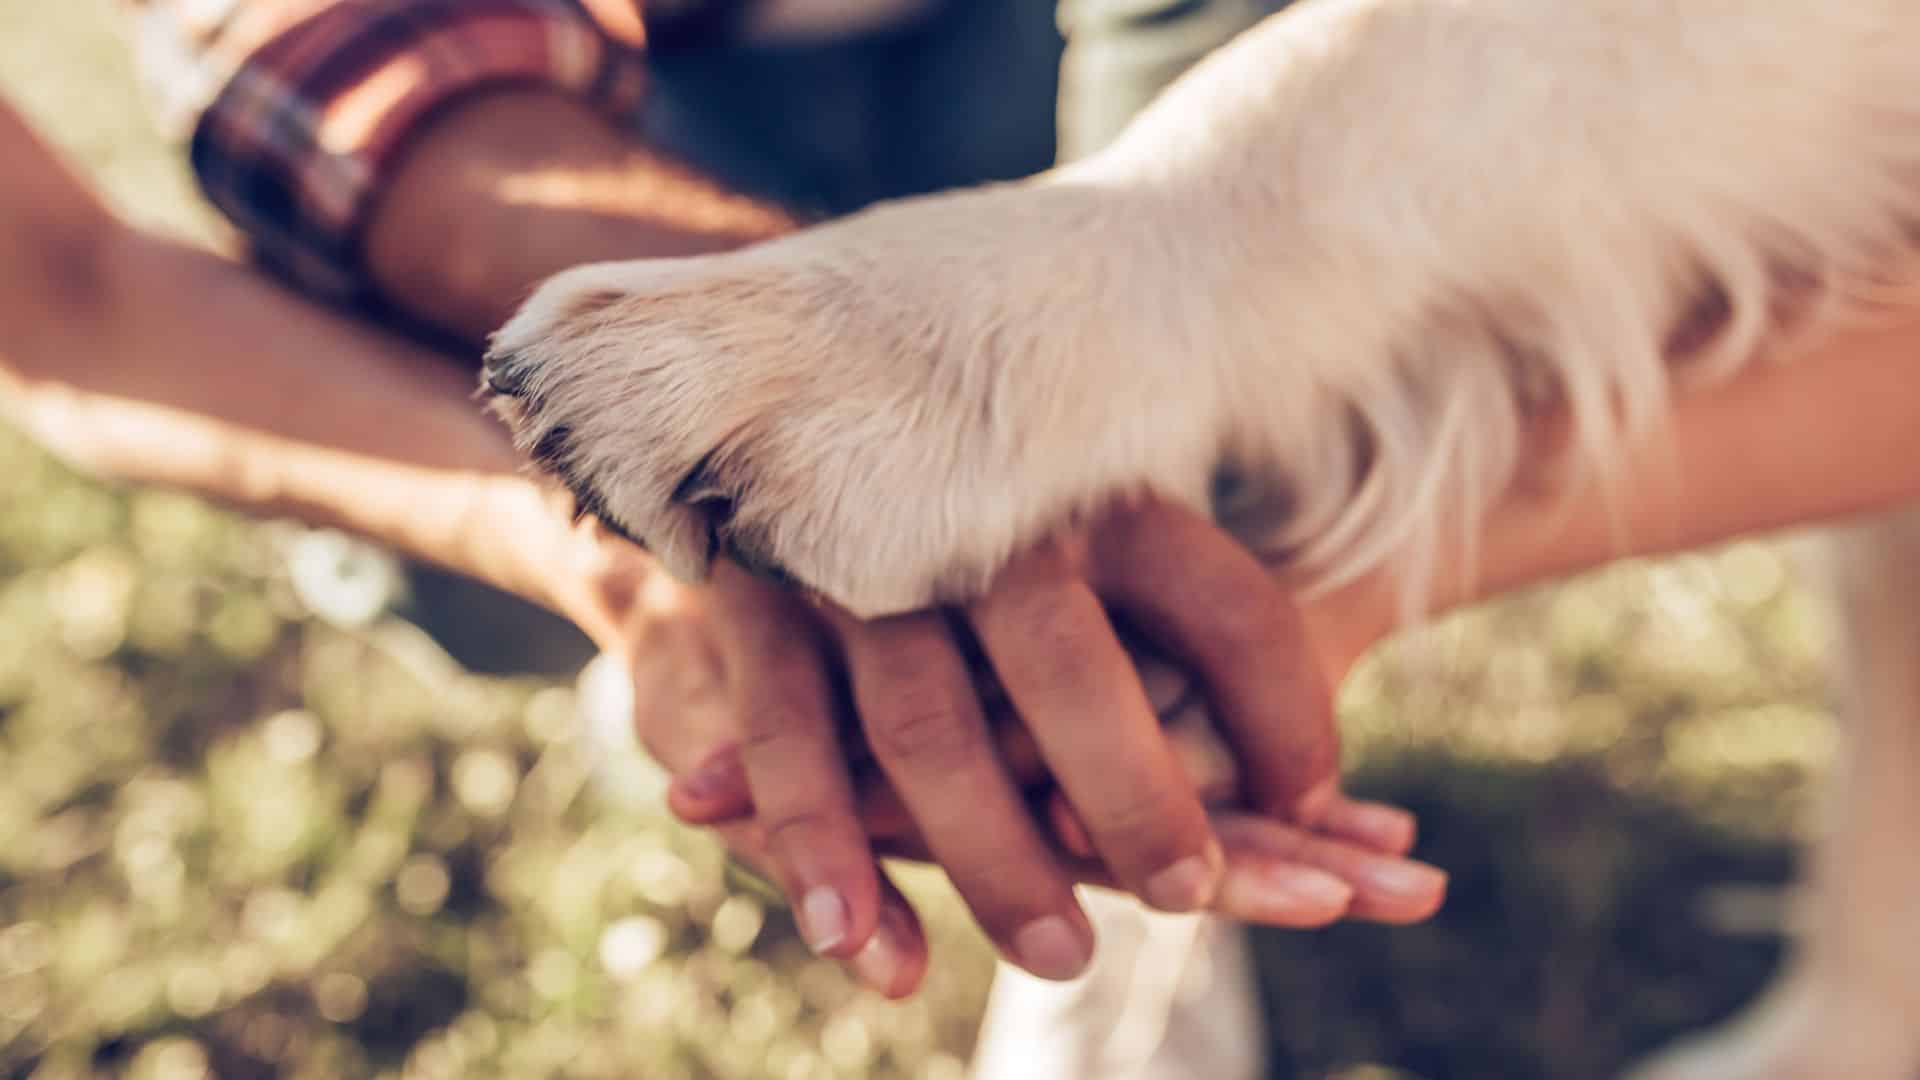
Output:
top-left (480, 351), bottom-right (529, 398)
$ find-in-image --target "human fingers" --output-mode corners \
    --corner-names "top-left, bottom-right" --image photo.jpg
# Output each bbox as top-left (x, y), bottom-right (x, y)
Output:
top-left (705, 562), bottom-right (881, 960)
top-left (1088, 498), bottom-right (1344, 822)
top-left (968, 542), bottom-right (1223, 914)
top-left (1054, 809), bottom-right (1446, 926)
top-left (828, 607), bottom-right (1095, 982)
top-left (714, 820), bottom-right (929, 998)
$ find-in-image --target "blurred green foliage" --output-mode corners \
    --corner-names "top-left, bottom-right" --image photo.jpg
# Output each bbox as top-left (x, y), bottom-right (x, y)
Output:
top-left (0, 430), bottom-right (994, 1080)
top-left (0, 2), bottom-right (1839, 1077)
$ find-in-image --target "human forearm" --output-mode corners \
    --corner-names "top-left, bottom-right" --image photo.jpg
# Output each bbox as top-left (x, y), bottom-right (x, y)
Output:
top-left (1311, 311), bottom-right (1920, 677)
top-left (0, 225), bottom-right (599, 620)
top-left (362, 90), bottom-right (796, 342)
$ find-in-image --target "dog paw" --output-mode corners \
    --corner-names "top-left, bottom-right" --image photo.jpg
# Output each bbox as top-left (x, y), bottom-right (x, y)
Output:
top-left (486, 0), bottom-right (1920, 620)
top-left (483, 184), bottom-right (1230, 617)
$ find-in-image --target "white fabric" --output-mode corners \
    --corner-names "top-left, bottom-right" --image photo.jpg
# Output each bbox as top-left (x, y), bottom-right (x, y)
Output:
top-left (971, 891), bottom-right (1265, 1080)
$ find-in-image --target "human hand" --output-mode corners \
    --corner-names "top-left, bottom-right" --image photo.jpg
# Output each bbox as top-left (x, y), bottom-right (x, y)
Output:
top-left (580, 498), bottom-right (1444, 997)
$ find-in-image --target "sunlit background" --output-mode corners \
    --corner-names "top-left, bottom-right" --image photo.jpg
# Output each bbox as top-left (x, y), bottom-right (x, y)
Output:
top-left (0, 3), bottom-right (1835, 1077)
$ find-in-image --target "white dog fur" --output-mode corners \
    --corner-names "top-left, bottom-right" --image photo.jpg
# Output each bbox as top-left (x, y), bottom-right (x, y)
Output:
top-left (486, 0), bottom-right (1920, 1074)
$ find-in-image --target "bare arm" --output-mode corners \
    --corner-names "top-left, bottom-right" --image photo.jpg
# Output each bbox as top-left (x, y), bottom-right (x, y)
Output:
top-left (0, 102), bottom-right (612, 629)
top-left (1310, 310), bottom-right (1920, 680)
top-left (361, 90), bottom-right (795, 341)
top-left (2, 240), bottom-right (596, 616)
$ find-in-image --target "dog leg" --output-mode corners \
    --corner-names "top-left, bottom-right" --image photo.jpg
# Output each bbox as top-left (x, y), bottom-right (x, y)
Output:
top-left (1631, 510), bottom-right (1920, 1080)
top-left (486, 0), bottom-right (1920, 620)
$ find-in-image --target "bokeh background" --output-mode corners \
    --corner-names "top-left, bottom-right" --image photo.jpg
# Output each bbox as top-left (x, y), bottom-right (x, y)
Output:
top-left (0, 2), bottom-right (1837, 1077)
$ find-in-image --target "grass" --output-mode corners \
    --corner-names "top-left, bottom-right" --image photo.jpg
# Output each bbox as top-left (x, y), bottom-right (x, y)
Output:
top-left (0, 3), bottom-right (1837, 1077)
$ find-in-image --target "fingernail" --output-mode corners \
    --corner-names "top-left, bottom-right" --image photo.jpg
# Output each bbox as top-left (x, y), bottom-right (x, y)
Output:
top-left (1144, 842), bottom-right (1223, 912)
top-left (799, 886), bottom-right (851, 954)
top-left (677, 751), bottom-right (742, 802)
top-left (1266, 866), bottom-right (1352, 908)
top-left (1013, 915), bottom-right (1091, 981)
top-left (851, 908), bottom-right (905, 995)
top-left (1219, 865), bottom-right (1351, 923)
top-left (1351, 804), bottom-right (1416, 849)
top-left (1364, 860), bottom-right (1448, 899)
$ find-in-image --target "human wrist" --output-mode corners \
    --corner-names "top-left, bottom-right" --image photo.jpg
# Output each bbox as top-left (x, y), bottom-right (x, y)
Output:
top-left (1307, 309), bottom-right (1920, 686)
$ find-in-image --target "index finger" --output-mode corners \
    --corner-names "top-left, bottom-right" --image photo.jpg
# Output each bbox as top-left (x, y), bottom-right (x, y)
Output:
top-left (1089, 498), bottom-right (1343, 822)
top-left (968, 543), bottom-right (1224, 914)
top-left (706, 562), bottom-right (882, 962)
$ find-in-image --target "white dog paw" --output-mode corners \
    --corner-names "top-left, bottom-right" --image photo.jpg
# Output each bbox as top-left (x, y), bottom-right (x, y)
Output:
top-left (486, 0), bottom-right (1920, 621)
top-left (483, 184), bottom-right (1230, 617)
